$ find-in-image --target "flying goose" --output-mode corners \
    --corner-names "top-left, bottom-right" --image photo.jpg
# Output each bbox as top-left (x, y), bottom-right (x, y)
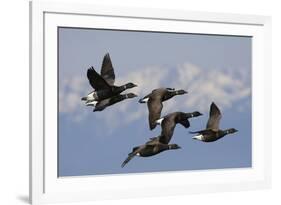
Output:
top-left (139, 88), bottom-right (188, 130)
top-left (121, 140), bottom-right (181, 168)
top-left (81, 53), bottom-right (137, 105)
top-left (87, 93), bottom-right (137, 112)
top-left (190, 102), bottom-right (238, 142)
top-left (148, 111), bottom-right (202, 144)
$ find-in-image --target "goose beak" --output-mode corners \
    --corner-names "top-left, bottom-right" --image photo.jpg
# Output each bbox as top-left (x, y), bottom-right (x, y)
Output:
top-left (81, 97), bottom-right (87, 101)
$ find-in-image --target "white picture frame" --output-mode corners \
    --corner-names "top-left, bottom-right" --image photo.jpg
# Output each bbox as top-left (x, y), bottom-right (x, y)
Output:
top-left (30, 1), bottom-right (272, 204)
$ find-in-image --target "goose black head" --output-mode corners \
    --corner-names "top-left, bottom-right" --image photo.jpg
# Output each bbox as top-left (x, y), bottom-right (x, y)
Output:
top-left (169, 144), bottom-right (181, 150)
top-left (227, 128), bottom-right (238, 134)
top-left (175, 89), bottom-right (188, 95)
top-left (125, 82), bottom-right (138, 89)
top-left (126, 93), bottom-right (138, 98)
top-left (191, 111), bottom-right (203, 117)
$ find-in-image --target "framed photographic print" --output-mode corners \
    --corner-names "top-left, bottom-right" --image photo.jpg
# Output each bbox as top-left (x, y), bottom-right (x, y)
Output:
top-left (30, 1), bottom-right (271, 204)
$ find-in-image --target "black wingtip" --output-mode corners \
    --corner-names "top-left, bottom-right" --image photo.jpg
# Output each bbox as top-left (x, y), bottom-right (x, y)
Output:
top-left (121, 159), bottom-right (129, 168)
top-left (211, 102), bottom-right (216, 106)
top-left (87, 66), bottom-right (95, 72)
top-left (149, 123), bottom-right (156, 130)
top-left (210, 102), bottom-right (221, 114)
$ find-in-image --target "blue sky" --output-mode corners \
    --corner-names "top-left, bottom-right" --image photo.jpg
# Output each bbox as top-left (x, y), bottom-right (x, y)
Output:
top-left (58, 27), bottom-right (252, 176)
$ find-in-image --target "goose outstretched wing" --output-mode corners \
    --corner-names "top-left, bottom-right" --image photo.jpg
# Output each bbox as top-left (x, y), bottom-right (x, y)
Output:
top-left (148, 98), bottom-right (163, 130)
top-left (100, 53), bottom-right (115, 86)
top-left (206, 102), bottom-right (222, 130)
top-left (159, 116), bottom-right (176, 144)
top-left (87, 67), bottom-right (111, 90)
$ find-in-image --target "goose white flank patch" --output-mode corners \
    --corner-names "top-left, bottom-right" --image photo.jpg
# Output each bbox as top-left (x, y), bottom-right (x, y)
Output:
top-left (156, 118), bottom-right (164, 125)
top-left (192, 135), bottom-right (204, 141)
top-left (85, 100), bottom-right (98, 106)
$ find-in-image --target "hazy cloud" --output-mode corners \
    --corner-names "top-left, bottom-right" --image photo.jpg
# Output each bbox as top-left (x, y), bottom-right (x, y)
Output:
top-left (59, 62), bottom-right (251, 127)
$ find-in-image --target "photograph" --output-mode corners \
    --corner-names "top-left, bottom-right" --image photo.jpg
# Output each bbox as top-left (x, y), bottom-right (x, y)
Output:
top-left (58, 27), bottom-right (252, 177)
